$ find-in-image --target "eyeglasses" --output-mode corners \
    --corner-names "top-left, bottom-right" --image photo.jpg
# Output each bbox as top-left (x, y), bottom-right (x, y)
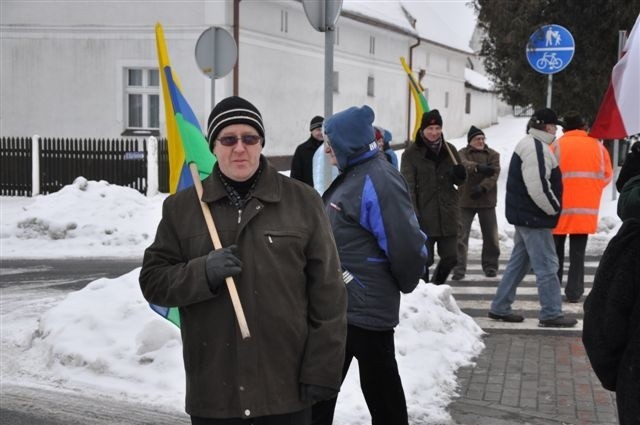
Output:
top-left (217, 134), bottom-right (262, 147)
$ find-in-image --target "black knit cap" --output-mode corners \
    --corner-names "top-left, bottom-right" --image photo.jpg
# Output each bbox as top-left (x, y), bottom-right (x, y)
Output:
top-left (560, 111), bottom-right (586, 131)
top-left (207, 96), bottom-right (265, 149)
top-left (421, 109), bottom-right (443, 129)
top-left (309, 115), bottom-right (324, 131)
top-left (467, 125), bottom-right (485, 143)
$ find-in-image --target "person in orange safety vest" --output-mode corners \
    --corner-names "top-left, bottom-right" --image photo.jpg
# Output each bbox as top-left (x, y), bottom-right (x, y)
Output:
top-left (552, 111), bottom-right (612, 303)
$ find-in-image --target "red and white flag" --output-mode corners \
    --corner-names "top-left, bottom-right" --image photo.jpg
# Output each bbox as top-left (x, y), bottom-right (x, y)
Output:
top-left (590, 14), bottom-right (640, 139)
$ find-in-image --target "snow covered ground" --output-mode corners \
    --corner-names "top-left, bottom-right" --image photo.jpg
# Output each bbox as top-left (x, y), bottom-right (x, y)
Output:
top-left (0, 114), bottom-right (622, 424)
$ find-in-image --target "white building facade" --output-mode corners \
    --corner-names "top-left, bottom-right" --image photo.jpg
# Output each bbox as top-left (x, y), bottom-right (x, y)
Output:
top-left (1, 0), bottom-right (502, 158)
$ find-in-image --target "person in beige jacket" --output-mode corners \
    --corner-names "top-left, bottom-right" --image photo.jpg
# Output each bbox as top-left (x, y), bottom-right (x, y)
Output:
top-left (452, 126), bottom-right (501, 280)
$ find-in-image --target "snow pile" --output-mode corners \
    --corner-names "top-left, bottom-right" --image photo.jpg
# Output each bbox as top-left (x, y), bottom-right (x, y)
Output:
top-left (24, 270), bottom-right (483, 423)
top-left (1, 177), bottom-right (165, 258)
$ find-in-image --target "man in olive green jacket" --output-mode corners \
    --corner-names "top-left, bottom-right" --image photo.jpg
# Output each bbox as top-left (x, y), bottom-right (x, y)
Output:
top-left (401, 109), bottom-right (466, 285)
top-left (140, 96), bottom-right (347, 424)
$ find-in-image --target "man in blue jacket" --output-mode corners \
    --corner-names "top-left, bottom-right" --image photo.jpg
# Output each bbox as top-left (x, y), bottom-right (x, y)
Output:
top-left (312, 105), bottom-right (427, 425)
top-left (488, 108), bottom-right (576, 328)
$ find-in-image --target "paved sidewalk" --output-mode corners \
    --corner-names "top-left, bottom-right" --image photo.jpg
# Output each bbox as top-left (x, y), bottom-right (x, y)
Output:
top-left (448, 333), bottom-right (619, 425)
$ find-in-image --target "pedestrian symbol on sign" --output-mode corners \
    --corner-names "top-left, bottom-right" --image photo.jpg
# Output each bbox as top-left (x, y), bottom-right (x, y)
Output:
top-left (545, 27), bottom-right (561, 46)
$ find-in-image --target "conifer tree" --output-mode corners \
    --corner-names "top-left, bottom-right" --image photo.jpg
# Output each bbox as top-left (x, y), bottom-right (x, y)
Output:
top-left (474, 0), bottom-right (639, 122)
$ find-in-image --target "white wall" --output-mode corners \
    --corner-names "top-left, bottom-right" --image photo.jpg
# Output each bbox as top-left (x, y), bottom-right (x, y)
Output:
top-left (0, 2), bottom-right (231, 139)
top-left (463, 88), bottom-right (495, 130)
top-left (412, 43), bottom-right (468, 140)
top-left (1, 0), bottom-right (490, 159)
top-left (238, 1), bottom-right (411, 155)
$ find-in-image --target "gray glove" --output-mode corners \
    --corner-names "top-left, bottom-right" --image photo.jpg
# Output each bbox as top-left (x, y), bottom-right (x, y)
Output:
top-left (205, 245), bottom-right (242, 292)
top-left (300, 383), bottom-right (339, 403)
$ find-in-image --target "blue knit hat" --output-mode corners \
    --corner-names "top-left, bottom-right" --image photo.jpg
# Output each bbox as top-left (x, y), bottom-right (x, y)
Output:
top-left (324, 105), bottom-right (376, 171)
top-left (383, 129), bottom-right (392, 144)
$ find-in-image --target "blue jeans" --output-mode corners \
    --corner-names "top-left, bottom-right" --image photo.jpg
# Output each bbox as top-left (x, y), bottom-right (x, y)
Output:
top-left (490, 226), bottom-right (563, 320)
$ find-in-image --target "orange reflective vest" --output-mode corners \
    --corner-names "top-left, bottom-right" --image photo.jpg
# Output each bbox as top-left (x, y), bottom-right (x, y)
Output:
top-left (552, 130), bottom-right (612, 234)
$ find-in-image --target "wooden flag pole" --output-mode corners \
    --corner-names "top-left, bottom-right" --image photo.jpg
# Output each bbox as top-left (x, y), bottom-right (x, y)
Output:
top-left (189, 163), bottom-right (251, 339)
top-left (443, 141), bottom-right (459, 165)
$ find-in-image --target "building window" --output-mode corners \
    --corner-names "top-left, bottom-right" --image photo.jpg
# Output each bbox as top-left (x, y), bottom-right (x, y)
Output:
top-left (367, 76), bottom-right (375, 97)
top-left (125, 68), bottom-right (159, 134)
top-left (369, 36), bottom-right (375, 54)
top-left (280, 10), bottom-right (288, 33)
top-left (465, 93), bottom-right (471, 114)
top-left (445, 91), bottom-right (450, 108)
top-left (333, 71), bottom-right (339, 93)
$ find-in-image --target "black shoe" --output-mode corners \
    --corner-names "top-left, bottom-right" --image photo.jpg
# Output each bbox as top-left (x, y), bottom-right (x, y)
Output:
top-left (488, 311), bottom-right (524, 323)
top-left (538, 316), bottom-right (578, 328)
top-left (564, 296), bottom-right (582, 303)
top-left (451, 273), bottom-right (464, 281)
top-left (484, 269), bottom-right (497, 278)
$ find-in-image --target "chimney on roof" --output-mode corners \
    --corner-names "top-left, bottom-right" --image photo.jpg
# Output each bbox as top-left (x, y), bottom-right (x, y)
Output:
top-left (400, 5), bottom-right (416, 29)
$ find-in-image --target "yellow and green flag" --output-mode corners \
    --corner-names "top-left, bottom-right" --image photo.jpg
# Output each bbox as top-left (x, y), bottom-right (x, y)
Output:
top-left (400, 57), bottom-right (430, 141)
top-left (150, 23), bottom-right (217, 327)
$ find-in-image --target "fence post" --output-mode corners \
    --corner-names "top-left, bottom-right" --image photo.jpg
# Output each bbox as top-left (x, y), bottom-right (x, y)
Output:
top-left (32, 135), bottom-right (40, 196)
top-left (147, 136), bottom-right (159, 196)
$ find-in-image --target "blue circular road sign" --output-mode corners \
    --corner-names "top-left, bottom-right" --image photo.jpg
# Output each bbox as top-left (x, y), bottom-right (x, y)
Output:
top-left (526, 24), bottom-right (575, 74)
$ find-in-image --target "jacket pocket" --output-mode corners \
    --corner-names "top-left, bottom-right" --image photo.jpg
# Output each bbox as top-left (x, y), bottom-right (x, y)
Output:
top-left (264, 230), bottom-right (305, 248)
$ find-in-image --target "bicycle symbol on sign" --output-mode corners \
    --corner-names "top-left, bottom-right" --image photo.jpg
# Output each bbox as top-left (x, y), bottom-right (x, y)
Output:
top-left (536, 52), bottom-right (564, 71)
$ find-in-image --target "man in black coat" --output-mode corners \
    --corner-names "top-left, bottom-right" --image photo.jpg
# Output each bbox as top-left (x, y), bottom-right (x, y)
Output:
top-left (291, 115), bottom-right (324, 187)
top-left (583, 149), bottom-right (640, 425)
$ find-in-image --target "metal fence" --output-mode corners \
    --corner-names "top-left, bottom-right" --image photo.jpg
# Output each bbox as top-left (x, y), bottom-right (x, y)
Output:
top-left (0, 137), bottom-right (32, 196)
top-left (0, 137), bottom-right (169, 196)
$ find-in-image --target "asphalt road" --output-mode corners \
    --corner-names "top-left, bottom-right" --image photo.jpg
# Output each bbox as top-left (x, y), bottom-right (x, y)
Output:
top-left (0, 258), bottom-right (190, 425)
top-left (1, 384), bottom-right (190, 424)
top-left (0, 258), bottom-right (144, 291)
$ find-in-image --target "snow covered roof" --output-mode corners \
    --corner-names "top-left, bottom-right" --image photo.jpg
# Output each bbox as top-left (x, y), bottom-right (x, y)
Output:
top-left (465, 67), bottom-right (494, 91)
top-left (341, 0), bottom-right (416, 35)
top-left (342, 0), bottom-right (476, 54)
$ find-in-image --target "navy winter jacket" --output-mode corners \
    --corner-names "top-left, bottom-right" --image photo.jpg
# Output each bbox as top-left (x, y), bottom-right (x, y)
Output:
top-left (323, 152), bottom-right (427, 331)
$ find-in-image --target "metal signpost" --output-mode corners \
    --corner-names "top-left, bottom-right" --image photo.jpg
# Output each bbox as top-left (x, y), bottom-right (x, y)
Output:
top-left (302, 0), bottom-right (342, 193)
top-left (525, 24), bottom-right (575, 107)
top-left (195, 26), bottom-right (238, 109)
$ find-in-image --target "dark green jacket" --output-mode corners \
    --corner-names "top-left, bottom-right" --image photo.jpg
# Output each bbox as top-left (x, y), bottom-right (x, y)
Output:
top-left (401, 138), bottom-right (464, 237)
top-left (140, 157), bottom-right (346, 419)
top-left (618, 175), bottom-right (640, 221)
top-left (583, 218), bottom-right (640, 425)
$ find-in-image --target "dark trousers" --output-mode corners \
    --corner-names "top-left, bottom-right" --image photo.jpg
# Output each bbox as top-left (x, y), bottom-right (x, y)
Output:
top-left (312, 325), bottom-right (408, 425)
top-left (453, 207), bottom-right (500, 275)
top-left (191, 408), bottom-right (311, 425)
top-left (553, 234), bottom-right (588, 301)
top-left (426, 235), bottom-right (458, 284)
